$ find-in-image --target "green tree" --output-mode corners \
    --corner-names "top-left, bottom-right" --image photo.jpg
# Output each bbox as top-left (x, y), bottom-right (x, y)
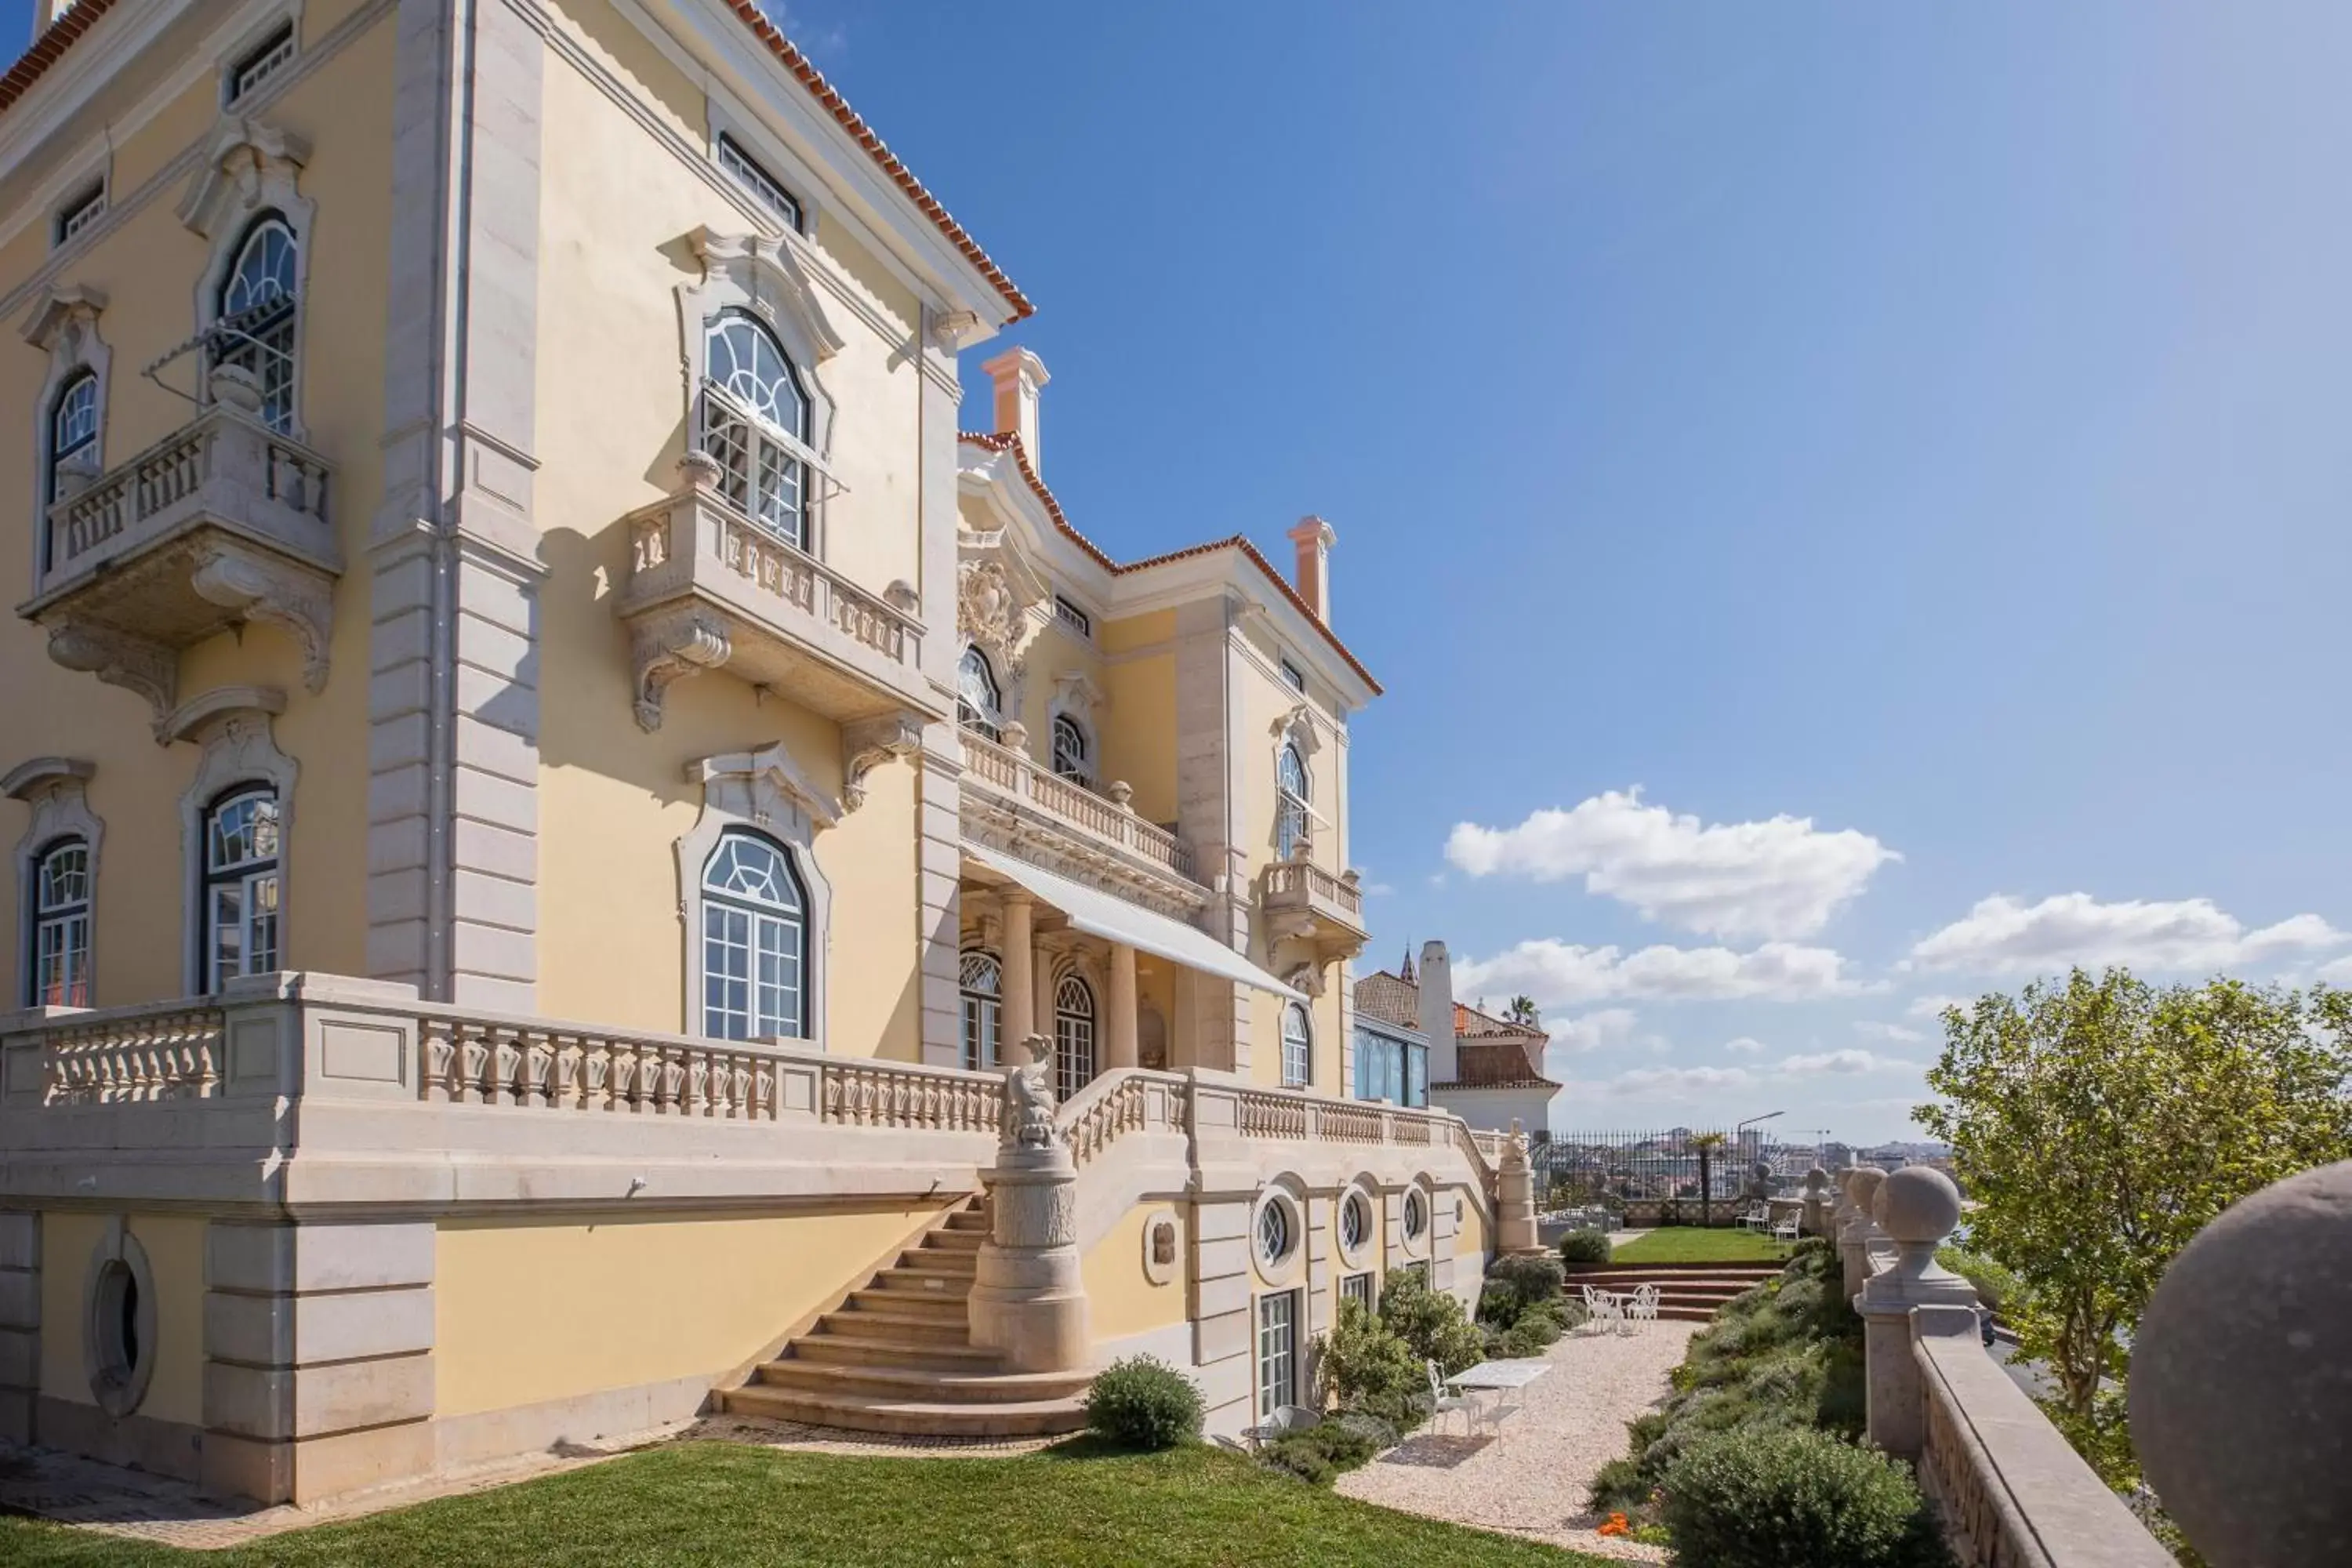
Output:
top-left (1504, 995), bottom-right (1540, 1027)
top-left (1691, 1131), bottom-right (1728, 1225)
top-left (1915, 970), bottom-right (2352, 1488)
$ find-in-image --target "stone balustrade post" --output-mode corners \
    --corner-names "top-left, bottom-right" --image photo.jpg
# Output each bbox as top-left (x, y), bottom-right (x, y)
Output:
top-left (968, 1034), bottom-right (1089, 1374)
top-left (1799, 1165), bottom-right (1832, 1236)
top-left (1495, 1119), bottom-right (1539, 1254)
top-left (1857, 1165), bottom-right (1976, 1461)
top-left (2131, 1159), bottom-right (2352, 1568)
top-left (1838, 1166), bottom-right (1886, 1301)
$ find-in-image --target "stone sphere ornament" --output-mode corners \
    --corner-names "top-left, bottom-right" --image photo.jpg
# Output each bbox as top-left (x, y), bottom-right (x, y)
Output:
top-left (1847, 1166), bottom-right (1886, 1223)
top-left (2130, 1160), bottom-right (2352, 1568)
top-left (1875, 1166), bottom-right (1962, 1246)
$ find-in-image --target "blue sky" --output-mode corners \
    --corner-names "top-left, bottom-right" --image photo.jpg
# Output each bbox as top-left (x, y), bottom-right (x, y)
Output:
top-left (13, 2), bottom-right (2346, 1142)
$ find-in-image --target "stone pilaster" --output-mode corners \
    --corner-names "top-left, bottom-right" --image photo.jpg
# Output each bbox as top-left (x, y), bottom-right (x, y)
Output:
top-left (0, 1213), bottom-right (37, 1442)
top-left (1172, 597), bottom-right (1249, 1074)
top-left (916, 731), bottom-right (964, 1068)
top-left (201, 1221), bottom-right (436, 1504)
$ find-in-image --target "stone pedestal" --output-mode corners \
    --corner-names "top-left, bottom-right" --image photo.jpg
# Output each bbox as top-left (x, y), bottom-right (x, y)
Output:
top-left (1495, 1121), bottom-right (1540, 1254)
top-left (969, 1142), bottom-right (1091, 1374)
top-left (1838, 1167), bottom-right (1886, 1300)
top-left (1799, 1166), bottom-right (1832, 1237)
top-left (1857, 1167), bottom-right (1976, 1461)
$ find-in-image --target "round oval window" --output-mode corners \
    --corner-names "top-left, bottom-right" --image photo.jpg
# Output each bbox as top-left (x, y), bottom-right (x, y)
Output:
top-left (1340, 1192), bottom-right (1369, 1251)
top-left (89, 1260), bottom-right (147, 1411)
top-left (1403, 1189), bottom-right (1427, 1240)
top-left (1257, 1199), bottom-right (1293, 1267)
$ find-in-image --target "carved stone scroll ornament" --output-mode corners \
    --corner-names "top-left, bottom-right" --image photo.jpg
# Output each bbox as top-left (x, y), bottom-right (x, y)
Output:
top-left (957, 557), bottom-right (1021, 665)
top-left (188, 545), bottom-right (333, 694)
top-left (630, 608), bottom-right (731, 732)
top-left (840, 711), bottom-right (924, 812)
top-left (45, 622), bottom-right (178, 736)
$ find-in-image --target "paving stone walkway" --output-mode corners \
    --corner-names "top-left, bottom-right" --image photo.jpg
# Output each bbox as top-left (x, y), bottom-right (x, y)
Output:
top-left (1333, 1317), bottom-right (1697, 1563)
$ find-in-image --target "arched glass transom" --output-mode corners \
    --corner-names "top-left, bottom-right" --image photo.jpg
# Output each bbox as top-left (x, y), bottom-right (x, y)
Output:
top-left (700, 310), bottom-right (811, 549)
top-left (958, 646), bottom-right (1004, 742)
top-left (48, 372), bottom-right (97, 503)
top-left (215, 216), bottom-right (299, 434)
top-left (1054, 973), bottom-right (1096, 1101)
top-left (960, 949), bottom-right (1003, 1071)
top-left (1276, 743), bottom-right (1310, 860)
top-left (1051, 715), bottom-right (1091, 786)
top-left (27, 838), bottom-right (91, 1007)
top-left (203, 787), bottom-right (281, 990)
top-left (700, 831), bottom-right (807, 1041)
top-left (1280, 1000), bottom-right (1312, 1088)
top-left (1257, 1198), bottom-right (1293, 1268)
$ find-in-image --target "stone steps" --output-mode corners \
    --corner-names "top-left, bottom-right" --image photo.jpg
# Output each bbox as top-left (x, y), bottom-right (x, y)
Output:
top-left (719, 1194), bottom-right (1091, 1440)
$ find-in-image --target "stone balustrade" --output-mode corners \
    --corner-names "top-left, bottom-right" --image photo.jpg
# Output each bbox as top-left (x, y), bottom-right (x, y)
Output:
top-left (1056, 1068), bottom-right (1189, 1167)
top-left (960, 728), bottom-right (1197, 884)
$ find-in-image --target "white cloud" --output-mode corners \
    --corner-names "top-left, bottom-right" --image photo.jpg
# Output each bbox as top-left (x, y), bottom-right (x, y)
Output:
top-left (1775, 1048), bottom-right (1911, 1076)
top-left (1723, 1036), bottom-right (1767, 1054)
top-left (1854, 1021), bottom-right (1926, 1044)
top-left (2321, 955), bottom-right (2352, 984)
top-left (1905, 994), bottom-right (1969, 1019)
top-left (1443, 788), bottom-right (1899, 940)
top-left (1547, 1009), bottom-right (1640, 1054)
top-left (1909, 894), bottom-right (2349, 975)
top-left (1600, 1065), bottom-right (1755, 1097)
top-left (1456, 938), bottom-right (1863, 1008)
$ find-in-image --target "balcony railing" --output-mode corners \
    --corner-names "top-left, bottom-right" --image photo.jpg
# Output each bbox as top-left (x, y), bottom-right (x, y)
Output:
top-left (960, 728), bottom-right (1197, 883)
top-left (618, 452), bottom-right (935, 731)
top-left (1261, 856), bottom-right (1363, 925)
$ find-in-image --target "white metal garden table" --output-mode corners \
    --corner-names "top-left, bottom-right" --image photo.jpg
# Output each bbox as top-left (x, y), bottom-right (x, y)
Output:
top-left (1444, 1359), bottom-right (1552, 1439)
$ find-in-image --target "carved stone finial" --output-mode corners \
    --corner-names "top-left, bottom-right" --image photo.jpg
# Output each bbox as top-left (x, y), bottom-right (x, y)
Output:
top-left (677, 448), bottom-right (724, 490)
top-left (206, 361), bottom-right (267, 416)
top-left (1001, 720), bottom-right (1029, 752)
top-left (1106, 779), bottom-right (1134, 811)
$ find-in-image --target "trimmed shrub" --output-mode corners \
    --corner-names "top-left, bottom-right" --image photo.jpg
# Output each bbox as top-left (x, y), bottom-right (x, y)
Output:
top-left (1481, 1253), bottom-right (1566, 1326)
top-left (1317, 1298), bottom-right (1429, 1432)
top-left (1659, 1427), bottom-right (1950, 1568)
top-left (1586, 1454), bottom-right (1650, 1512)
top-left (1559, 1229), bottom-right (1613, 1265)
top-left (1379, 1269), bottom-right (1485, 1376)
top-left (1332, 1410), bottom-right (1399, 1452)
top-left (1261, 1418), bottom-right (1382, 1486)
top-left (1082, 1356), bottom-right (1203, 1451)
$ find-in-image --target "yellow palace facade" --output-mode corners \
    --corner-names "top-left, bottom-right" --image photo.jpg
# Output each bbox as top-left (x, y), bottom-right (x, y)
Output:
top-left (0, 0), bottom-right (1526, 1503)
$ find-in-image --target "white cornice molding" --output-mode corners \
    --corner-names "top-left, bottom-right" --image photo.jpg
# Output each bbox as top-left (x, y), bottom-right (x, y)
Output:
top-left (1, 757), bottom-right (96, 800)
top-left (954, 446), bottom-right (1118, 597)
top-left (1105, 548), bottom-right (1377, 713)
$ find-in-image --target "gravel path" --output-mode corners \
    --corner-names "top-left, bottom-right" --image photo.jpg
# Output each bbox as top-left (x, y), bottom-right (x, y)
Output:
top-left (1334, 1319), bottom-right (1697, 1564)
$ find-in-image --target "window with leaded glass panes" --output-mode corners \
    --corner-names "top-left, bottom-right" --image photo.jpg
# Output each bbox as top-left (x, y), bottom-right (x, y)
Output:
top-left (700, 310), bottom-right (812, 550)
top-left (700, 831), bottom-right (806, 1041)
top-left (213, 216), bottom-right (299, 434)
top-left (960, 949), bottom-right (1003, 1071)
top-left (27, 838), bottom-right (91, 1007)
top-left (203, 788), bottom-right (281, 990)
top-left (1054, 974), bottom-right (1095, 1100)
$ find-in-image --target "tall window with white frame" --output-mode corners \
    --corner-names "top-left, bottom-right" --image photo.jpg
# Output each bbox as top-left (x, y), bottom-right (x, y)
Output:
top-left (1050, 715), bottom-right (1092, 787)
top-left (701, 310), bottom-right (813, 550)
top-left (1256, 1288), bottom-right (1298, 1420)
top-left (1280, 1000), bottom-right (1312, 1089)
top-left (44, 370), bottom-right (98, 572)
top-left (1053, 974), bottom-right (1096, 1101)
top-left (25, 838), bottom-right (91, 1007)
top-left (960, 949), bottom-right (1003, 1071)
top-left (1276, 743), bottom-right (1310, 860)
top-left (202, 787), bottom-right (280, 989)
top-left (212, 214), bottom-right (299, 434)
top-left (957, 647), bottom-right (1004, 742)
top-left (700, 830), bottom-right (807, 1041)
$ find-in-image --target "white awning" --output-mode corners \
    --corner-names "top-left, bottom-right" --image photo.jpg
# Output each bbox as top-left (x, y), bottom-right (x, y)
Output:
top-left (969, 845), bottom-right (1306, 1003)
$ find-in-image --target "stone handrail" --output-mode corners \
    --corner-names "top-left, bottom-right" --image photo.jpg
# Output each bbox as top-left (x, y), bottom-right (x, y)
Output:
top-left (819, 1058), bottom-right (1002, 1134)
top-left (16, 1002), bottom-right (229, 1103)
top-left (959, 729), bottom-right (1197, 882)
top-left (1914, 1313), bottom-right (2174, 1568)
top-left (627, 499), bottom-right (919, 671)
top-left (42, 402), bottom-right (332, 592)
top-left (1207, 1080), bottom-right (1482, 1165)
top-left (1054, 1067), bottom-right (1189, 1167)
top-left (1260, 856), bottom-right (1363, 922)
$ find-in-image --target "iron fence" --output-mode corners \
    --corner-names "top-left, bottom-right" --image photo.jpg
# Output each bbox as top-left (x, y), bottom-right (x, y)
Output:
top-left (1530, 1127), bottom-right (1844, 1221)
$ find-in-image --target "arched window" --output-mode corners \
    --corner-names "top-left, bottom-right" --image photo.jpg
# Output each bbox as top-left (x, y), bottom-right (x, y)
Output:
top-left (27, 838), bottom-right (91, 1007)
top-left (1054, 973), bottom-right (1096, 1101)
top-left (1050, 715), bottom-right (1091, 787)
top-left (1280, 1000), bottom-right (1312, 1088)
top-left (700, 830), bottom-right (807, 1040)
top-left (960, 949), bottom-right (1003, 1071)
top-left (47, 372), bottom-right (97, 503)
top-left (214, 215), bottom-right (299, 434)
top-left (202, 787), bottom-right (281, 990)
top-left (1276, 744), bottom-right (1310, 860)
top-left (701, 310), bottom-right (811, 550)
top-left (957, 646), bottom-right (1004, 742)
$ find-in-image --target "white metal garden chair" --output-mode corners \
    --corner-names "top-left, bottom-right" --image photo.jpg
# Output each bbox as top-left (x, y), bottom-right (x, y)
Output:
top-left (1628, 1283), bottom-right (1661, 1332)
top-left (1426, 1359), bottom-right (1481, 1437)
top-left (1738, 1202), bottom-right (1770, 1232)
top-left (1578, 1282), bottom-right (1623, 1336)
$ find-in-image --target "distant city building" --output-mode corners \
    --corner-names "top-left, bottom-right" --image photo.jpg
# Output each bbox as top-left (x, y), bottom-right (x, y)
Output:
top-left (1355, 941), bottom-right (1563, 1134)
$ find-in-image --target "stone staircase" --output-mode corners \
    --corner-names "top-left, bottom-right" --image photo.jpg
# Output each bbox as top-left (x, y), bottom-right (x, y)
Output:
top-left (1565, 1261), bottom-right (1782, 1323)
top-left (722, 1196), bottom-right (1094, 1437)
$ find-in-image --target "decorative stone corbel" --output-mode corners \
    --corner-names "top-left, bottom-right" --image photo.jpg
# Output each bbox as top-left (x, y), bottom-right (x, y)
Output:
top-left (189, 543), bottom-right (333, 694)
top-left (931, 309), bottom-right (984, 354)
top-left (17, 283), bottom-right (108, 350)
top-left (176, 118), bottom-right (311, 240)
top-left (841, 711), bottom-right (924, 811)
top-left (630, 608), bottom-right (731, 732)
top-left (1051, 670), bottom-right (1105, 728)
top-left (45, 622), bottom-right (177, 736)
top-left (1272, 701), bottom-right (1321, 757)
top-left (1281, 961), bottom-right (1326, 1000)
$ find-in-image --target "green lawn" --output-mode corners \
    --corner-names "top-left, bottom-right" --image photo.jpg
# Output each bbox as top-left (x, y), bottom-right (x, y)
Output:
top-left (0, 1439), bottom-right (1617, 1568)
top-left (1606, 1226), bottom-right (1792, 1265)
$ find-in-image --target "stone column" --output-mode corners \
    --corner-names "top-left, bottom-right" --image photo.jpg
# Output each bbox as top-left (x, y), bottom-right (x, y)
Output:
top-left (1495, 1120), bottom-right (1540, 1255)
top-left (1800, 1166), bottom-right (1832, 1236)
top-left (1857, 1167), bottom-right (1976, 1461)
top-left (1105, 942), bottom-right (1139, 1071)
top-left (968, 1035), bottom-right (1089, 1373)
top-left (1838, 1166), bottom-right (1886, 1301)
top-left (1000, 891), bottom-right (1036, 1047)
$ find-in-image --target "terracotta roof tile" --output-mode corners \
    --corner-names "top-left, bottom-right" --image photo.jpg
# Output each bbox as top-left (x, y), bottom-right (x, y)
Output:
top-left (960, 431), bottom-right (1383, 695)
top-left (1353, 971), bottom-right (1422, 1032)
top-left (0, 0), bottom-right (1032, 322)
top-left (1432, 1077), bottom-right (1564, 1092)
top-left (1454, 1000), bottom-right (1545, 1041)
